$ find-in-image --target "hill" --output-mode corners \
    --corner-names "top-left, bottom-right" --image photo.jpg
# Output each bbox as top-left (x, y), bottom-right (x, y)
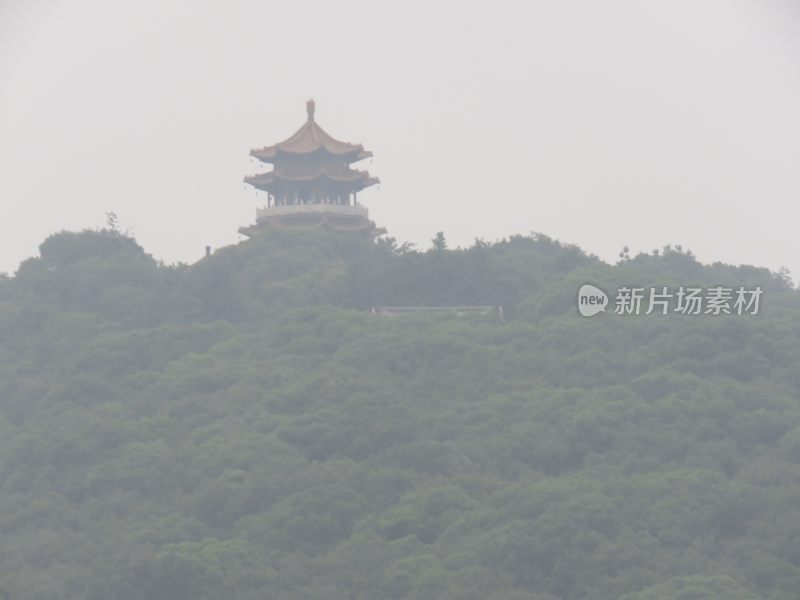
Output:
top-left (0, 227), bottom-right (799, 600)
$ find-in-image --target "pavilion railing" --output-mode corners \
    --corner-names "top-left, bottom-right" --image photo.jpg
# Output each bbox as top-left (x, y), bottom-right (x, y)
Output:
top-left (257, 203), bottom-right (368, 220)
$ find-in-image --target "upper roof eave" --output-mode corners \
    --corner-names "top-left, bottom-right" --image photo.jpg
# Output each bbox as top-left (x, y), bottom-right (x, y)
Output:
top-left (249, 99), bottom-right (372, 163)
top-left (250, 145), bottom-right (370, 163)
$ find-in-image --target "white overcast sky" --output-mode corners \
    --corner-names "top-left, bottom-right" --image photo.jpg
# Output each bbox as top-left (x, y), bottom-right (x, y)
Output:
top-left (1, 0), bottom-right (799, 277)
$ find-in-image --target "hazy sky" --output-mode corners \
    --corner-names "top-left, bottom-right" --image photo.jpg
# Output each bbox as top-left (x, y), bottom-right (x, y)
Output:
top-left (2, 0), bottom-right (799, 278)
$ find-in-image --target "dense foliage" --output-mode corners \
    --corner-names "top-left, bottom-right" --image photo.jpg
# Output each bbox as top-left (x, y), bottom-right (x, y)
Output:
top-left (0, 227), bottom-right (799, 599)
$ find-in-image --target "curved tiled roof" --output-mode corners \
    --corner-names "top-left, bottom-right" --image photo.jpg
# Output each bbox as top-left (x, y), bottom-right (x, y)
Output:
top-left (244, 163), bottom-right (379, 191)
top-left (250, 99), bottom-right (372, 163)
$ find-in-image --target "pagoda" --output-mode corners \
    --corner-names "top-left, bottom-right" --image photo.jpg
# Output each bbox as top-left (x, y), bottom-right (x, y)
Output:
top-left (240, 99), bottom-right (382, 236)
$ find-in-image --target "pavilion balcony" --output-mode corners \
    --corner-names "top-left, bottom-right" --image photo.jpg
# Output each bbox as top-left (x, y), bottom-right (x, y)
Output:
top-left (256, 203), bottom-right (369, 221)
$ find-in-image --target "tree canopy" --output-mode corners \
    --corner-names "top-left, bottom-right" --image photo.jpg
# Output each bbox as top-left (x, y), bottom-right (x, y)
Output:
top-left (0, 227), bottom-right (798, 599)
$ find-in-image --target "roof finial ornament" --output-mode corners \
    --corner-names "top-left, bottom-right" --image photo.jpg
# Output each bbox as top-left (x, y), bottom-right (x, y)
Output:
top-left (306, 98), bottom-right (315, 120)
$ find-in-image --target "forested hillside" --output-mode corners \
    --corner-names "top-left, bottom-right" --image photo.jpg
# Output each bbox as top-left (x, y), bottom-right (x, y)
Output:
top-left (1, 227), bottom-right (799, 600)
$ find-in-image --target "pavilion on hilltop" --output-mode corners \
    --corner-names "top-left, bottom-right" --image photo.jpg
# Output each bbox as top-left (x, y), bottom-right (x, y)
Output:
top-left (240, 99), bottom-right (382, 236)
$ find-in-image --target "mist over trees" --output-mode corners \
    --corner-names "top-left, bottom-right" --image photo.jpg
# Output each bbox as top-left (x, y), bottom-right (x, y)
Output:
top-left (0, 227), bottom-right (799, 599)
